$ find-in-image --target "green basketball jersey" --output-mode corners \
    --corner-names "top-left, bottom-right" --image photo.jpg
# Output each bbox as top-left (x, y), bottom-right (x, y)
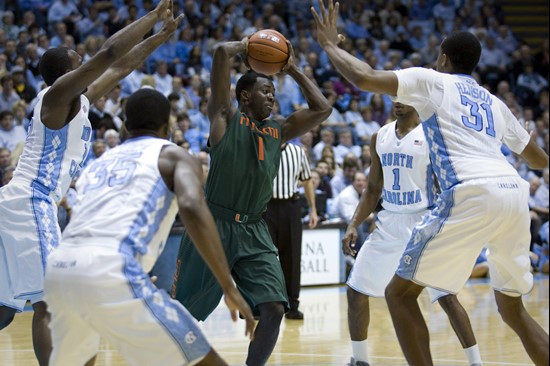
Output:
top-left (205, 110), bottom-right (282, 215)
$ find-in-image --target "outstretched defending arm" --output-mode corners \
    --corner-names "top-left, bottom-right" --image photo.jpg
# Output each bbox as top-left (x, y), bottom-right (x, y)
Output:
top-left (85, 12), bottom-right (185, 104)
top-left (158, 145), bottom-right (255, 339)
top-left (41, 0), bottom-right (172, 130)
top-left (280, 43), bottom-right (332, 142)
top-left (208, 40), bottom-right (246, 146)
top-left (341, 133), bottom-right (383, 255)
top-left (311, 0), bottom-right (398, 96)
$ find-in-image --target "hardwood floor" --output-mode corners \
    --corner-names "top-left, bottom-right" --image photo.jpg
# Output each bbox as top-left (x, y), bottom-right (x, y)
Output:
top-left (1, 276), bottom-right (548, 365)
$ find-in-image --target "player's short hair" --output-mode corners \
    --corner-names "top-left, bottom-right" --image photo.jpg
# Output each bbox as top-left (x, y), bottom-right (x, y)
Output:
top-left (236, 71), bottom-right (272, 103)
top-left (39, 47), bottom-right (73, 86)
top-left (440, 31), bottom-right (481, 75)
top-left (125, 88), bottom-right (170, 132)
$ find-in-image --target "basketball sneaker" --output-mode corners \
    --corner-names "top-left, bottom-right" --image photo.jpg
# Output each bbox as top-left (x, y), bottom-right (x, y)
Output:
top-left (346, 357), bottom-right (370, 366)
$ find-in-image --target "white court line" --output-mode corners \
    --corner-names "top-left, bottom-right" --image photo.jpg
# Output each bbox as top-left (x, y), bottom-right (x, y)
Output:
top-left (0, 349), bottom-right (534, 365)
top-left (219, 351), bottom-right (533, 366)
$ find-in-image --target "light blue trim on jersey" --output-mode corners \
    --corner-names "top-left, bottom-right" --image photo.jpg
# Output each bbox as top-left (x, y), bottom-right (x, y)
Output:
top-left (396, 188), bottom-right (455, 281)
top-left (33, 124), bottom-right (69, 193)
top-left (426, 163), bottom-right (435, 208)
top-left (30, 188), bottom-right (59, 273)
top-left (423, 114), bottom-right (460, 190)
top-left (119, 178), bottom-right (173, 257)
top-left (121, 256), bottom-right (211, 362)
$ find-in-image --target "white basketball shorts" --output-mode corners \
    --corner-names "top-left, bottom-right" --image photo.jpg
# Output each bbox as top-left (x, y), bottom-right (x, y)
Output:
top-left (347, 209), bottom-right (448, 302)
top-left (0, 183), bottom-right (59, 311)
top-left (45, 244), bottom-right (212, 366)
top-left (397, 176), bottom-right (532, 296)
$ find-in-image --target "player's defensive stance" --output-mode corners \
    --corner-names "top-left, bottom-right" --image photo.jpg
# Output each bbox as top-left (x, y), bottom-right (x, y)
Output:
top-left (343, 103), bottom-right (481, 366)
top-left (44, 89), bottom-right (255, 366)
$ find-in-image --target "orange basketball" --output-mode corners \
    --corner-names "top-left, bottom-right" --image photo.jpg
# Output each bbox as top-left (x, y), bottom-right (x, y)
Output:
top-left (247, 29), bottom-right (289, 76)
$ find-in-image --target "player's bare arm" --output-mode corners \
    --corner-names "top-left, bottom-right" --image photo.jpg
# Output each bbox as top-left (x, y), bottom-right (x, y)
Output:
top-left (311, 0), bottom-right (398, 96)
top-left (158, 145), bottom-right (255, 339)
top-left (278, 43), bottom-right (332, 142)
top-left (208, 40), bottom-right (247, 146)
top-left (342, 133), bottom-right (383, 256)
top-left (302, 178), bottom-right (319, 229)
top-left (41, 0), bottom-right (172, 130)
top-left (85, 11), bottom-right (185, 104)
top-left (520, 132), bottom-right (549, 169)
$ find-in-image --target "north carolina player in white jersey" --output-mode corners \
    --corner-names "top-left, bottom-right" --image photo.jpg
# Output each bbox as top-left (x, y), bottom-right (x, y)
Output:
top-left (313, 2), bottom-right (549, 365)
top-left (0, 2), bottom-right (183, 364)
top-left (45, 88), bottom-right (255, 366)
top-left (343, 103), bottom-right (482, 366)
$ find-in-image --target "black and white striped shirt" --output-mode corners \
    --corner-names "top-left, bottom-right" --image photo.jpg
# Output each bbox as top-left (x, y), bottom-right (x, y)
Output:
top-left (272, 143), bottom-right (312, 199)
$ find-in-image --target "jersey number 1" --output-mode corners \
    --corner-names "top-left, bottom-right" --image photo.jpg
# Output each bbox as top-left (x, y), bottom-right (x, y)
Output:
top-left (460, 96), bottom-right (495, 137)
top-left (392, 168), bottom-right (400, 190)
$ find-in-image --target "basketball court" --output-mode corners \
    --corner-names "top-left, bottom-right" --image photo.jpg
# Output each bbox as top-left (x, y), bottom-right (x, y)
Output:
top-left (1, 275), bottom-right (547, 366)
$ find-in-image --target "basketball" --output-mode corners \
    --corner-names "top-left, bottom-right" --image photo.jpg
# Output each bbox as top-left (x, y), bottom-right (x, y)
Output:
top-left (247, 29), bottom-right (289, 76)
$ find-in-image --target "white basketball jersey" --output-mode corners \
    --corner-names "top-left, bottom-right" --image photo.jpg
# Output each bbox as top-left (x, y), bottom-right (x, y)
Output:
top-left (376, 121), bottom-right (437, 213)
top-left (62, 137), bottom-right (178, 272)
top-left (393, 68), bottom-right (530, 190)
top-left (11, 87), bottom-right (92, 202)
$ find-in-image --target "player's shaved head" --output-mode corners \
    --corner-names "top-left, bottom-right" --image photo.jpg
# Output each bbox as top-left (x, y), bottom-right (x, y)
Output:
top-left (125, 89), bottom-right (170, 132)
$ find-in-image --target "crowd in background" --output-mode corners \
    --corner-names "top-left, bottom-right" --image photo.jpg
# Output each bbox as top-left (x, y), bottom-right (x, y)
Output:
top-left (0, 0), bottom-right (548, 271)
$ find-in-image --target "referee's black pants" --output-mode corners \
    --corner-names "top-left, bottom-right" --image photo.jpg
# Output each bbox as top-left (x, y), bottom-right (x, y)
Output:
top-left (263, 197), bottom-right (303, 311)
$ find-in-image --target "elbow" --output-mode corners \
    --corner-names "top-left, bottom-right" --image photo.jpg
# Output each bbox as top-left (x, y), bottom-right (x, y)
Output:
top-left (213, 44), bottom-right (229, 59)
top-left (530, 155), bottom-right (549, 170)
top-left (177, 195), bottom-right (203, 220)
top-left (319, 106), bottom-right (332, 120)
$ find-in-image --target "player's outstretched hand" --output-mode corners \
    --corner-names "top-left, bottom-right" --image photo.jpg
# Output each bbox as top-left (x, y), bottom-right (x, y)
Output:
top-left (240, 36), bottom-right (251, 69)
top-left (342, 225), bottom-right (358, 256)
top-left (159, 9), bottom-right (184, 39)
top-left (223, 286), bottom-right (255, 340)
top-left (154, 0), bottom-right (172, 20)
top-left (311, 0), bottom-right (345, 47)
top-left (281, 40), bottom-right (297, 73)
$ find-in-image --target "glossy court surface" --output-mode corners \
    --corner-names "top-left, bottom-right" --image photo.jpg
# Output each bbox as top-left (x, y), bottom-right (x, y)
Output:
top-left (1, 275), bottom-right (548, 365)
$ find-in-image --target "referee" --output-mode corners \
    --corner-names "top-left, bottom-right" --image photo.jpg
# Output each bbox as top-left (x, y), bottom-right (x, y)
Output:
top-left (264, 142), bottom-right (318, 320)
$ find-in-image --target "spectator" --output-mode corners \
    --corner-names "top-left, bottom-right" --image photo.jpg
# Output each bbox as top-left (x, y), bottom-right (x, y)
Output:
top-left (1, 165), bottom-right (15, 186)
top-left (153, 60), bottom-right (173, 96)
top-left (0, 147), bottom-right (10, 183)
top-left (189, 99), bottom-right (209, 143)
top-left (12, 100), bottom-right (31, 132)
top-left (355, 106), bottom-right (381, 146)
top-left (516, 63), bottom-right (549, 97)
top-left (0, 74), bottom-right (21, 115)
top-left (333, 172), bottom-right (373, 243)
top-left (314, 160), bottom-right (333, 199)
top-left (334, 128), bottom-right (361, 165)
top-left (11, 66), bottom-right (37, 104)
top-left (369, 94), bottom-right (389, 125)
top-left (76, 6), bottom-right (105, 40)
top-left (331, 154), bottom-right (360, 197)
top-left (313, 127), bottom-right (335, 161)
top-left (0, 111), bottom-right (26, 152)
top-left (177, 113), bottom-right (202, 154)
top-left (1, 11), bottom-right (19, 41)
top-left (104, 129), bottom-right (120, 150)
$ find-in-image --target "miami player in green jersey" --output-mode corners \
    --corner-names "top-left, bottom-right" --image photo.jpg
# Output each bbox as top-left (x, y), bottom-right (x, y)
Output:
top-left (171, 38), bottom-right (331, 366)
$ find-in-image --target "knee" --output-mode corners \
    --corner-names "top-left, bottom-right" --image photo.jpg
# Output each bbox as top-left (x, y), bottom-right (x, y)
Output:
top-left (437, 294), bottom-right (455, 307)
top-left (384, 279), bottom-right (401, 303)
top-left (0, 307), bottom-right (17, 330)
top-left (437, 294), bottom-right (460, 313)
top-left (495, 292), bottom-right (522, 324)
top-left (347, 286), bottom-right (369, 308)
top-left (259, 302), bottom-right (285, 323)
top-left (32, 301), bottom-right (50, 320)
